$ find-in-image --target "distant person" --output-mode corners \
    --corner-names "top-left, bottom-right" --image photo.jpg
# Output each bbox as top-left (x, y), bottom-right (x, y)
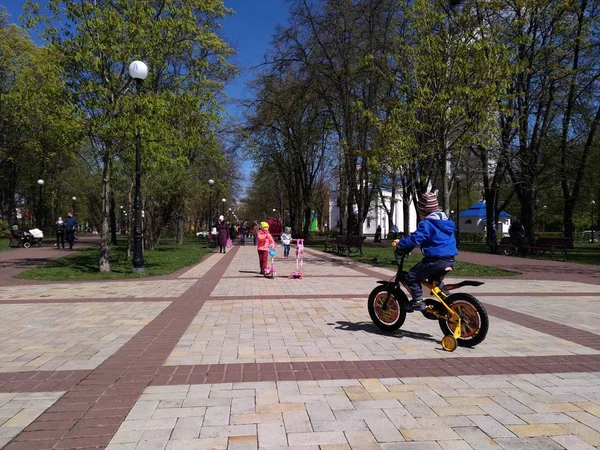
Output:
top-left (251, 221), bottom-right (259, 246)
top-left (281, 227), bottom-right (292, 259)
top-left (508, 218), bottom-right (526, 255)
top-left (65, 212), bottom-right (78, 250)
top-left (240, 221), bottom-right (248, 246)
top-left (257, 221), bottom-right (275, 274)
top-left (509, 219), bottom-right (524, 238)
top-left (217, 215), bottom-right (229, 254)
top-left (374, 225), bottom-right (382, 242)
top-left (10, 224), bottom-right (21, 240)
top-left (55, 216), bottom-right (66, 249)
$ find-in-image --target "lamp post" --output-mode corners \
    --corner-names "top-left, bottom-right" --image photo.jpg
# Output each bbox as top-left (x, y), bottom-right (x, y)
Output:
top-left (71, 196), bottom-right (77, 215)
top-left (592, 200), bottom-right (596, 244)
top-left (455, 176), bottom-right (461, 248)
top-left (37, 179), bottom-right (44, 229)
top-left (221, 198), bottom-right (226, 217)
top-left (543, 205), bottom-right (547, 232)
top-left (129, 60), bottom-right (149, 273)
top-left (120, 206), bottom-right (124, 234)
top-left (208, 179), bottom-right (214, 227)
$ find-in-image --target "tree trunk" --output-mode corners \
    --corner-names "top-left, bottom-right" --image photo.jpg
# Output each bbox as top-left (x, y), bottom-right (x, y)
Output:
top-left (563, 200), bottom-right (576, 249)
top-left (303, 207), bottom-right (312, 241)
top-left (99, 155), bottom-right (112, 273)
top-left (176, 208), bottom-right (185, 245)
top-left (520, 190), bottom-right (537, 243)
top-left (110, 190), bottom-right (117, 245)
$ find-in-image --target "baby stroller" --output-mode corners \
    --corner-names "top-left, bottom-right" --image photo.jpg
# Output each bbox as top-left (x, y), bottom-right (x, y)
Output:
top-left (23, 228), bottom-right (44, 248)
top-left (11, 227), bottom-right (43, 248)
top-left (264, 245), bottom-right (277, 279)
top-left (290, 239), bottom-right (304, 279)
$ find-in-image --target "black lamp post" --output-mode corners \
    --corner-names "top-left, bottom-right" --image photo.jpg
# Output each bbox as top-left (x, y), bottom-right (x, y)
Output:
top-left (222, 198), bottom-right (226, 217)
top-left (543, 205), bottom-right (547, 232)
top-left (120, 206), bottom-right (124, 234)
top-left (592, 200), bottom-right (596, 244)
top-left (71, 196), bottom-right (76, 215)
top-left (37, 179), bottom-right (44, 229)
top-left (208, 179), bottom-right (214, 227)
top-left (455, 176), bottom-right (461, 248)
top-left (129, 60), bottom-right (149, 273)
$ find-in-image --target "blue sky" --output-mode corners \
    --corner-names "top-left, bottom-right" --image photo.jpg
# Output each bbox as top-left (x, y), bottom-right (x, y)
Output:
top-left (1, 0), bottom-right (292, 185)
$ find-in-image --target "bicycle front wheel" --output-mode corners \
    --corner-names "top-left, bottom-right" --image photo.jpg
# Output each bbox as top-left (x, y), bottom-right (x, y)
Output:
top-left (368, 285), bottom-right (406, 332)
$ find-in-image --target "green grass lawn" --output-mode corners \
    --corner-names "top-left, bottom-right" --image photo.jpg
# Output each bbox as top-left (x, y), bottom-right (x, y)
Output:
top-left (0, 238), bottom-right (12, 252)
top-left (460, 242), bottom-right (600, 266)
top-left (16, 238), bottom-right (211, 281)
top-left (306, 240), bottom-right (518, 277)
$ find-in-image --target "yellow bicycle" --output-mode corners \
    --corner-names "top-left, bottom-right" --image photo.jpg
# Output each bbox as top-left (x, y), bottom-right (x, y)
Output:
top-left (367, 246), bottom-right (489, 352)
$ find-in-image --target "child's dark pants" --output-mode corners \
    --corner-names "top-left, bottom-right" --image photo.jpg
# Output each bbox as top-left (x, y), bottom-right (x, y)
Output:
top-left (406, 257), bottom-right (455, 299)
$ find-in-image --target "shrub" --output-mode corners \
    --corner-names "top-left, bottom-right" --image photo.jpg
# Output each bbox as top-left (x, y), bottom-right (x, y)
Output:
top-left (0, 219), bottom-right (8, 237)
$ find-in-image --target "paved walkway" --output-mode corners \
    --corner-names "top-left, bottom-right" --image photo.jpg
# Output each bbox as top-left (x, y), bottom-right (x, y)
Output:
top-left (0, 244), bottom-right (599, 449)
top-left (457, 250), bottom-right (600, 285)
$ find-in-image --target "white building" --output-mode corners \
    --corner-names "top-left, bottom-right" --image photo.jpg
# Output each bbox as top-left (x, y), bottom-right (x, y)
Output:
top-left (329, 190), bottom-right (418, 237)
top-left (458, 201), bottom-right (512, 236)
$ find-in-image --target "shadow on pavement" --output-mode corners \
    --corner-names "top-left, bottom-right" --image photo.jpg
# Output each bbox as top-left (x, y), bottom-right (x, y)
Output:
top-left (330, 320), bottom-right (438, 343)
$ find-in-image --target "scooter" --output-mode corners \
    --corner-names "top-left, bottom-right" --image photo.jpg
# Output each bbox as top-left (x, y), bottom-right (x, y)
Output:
top-left (264, 246), bottom-right (277, 279)
top-left (290, 239), bottom-right (304, 279)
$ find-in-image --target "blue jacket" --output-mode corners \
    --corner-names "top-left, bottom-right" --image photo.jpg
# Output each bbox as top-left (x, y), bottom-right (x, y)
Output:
top-left (65, 216), bottom-right (78, 231)
top-left (399, 211), bottom-right (457, 258)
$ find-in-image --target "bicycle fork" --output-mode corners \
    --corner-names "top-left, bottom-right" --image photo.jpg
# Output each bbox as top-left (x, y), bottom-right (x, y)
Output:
top-left (430, 286), bottom-right (462, 341)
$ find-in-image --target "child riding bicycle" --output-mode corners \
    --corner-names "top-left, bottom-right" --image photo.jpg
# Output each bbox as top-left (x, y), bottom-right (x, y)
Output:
top-left (394, 192), bottom-right (458, 311)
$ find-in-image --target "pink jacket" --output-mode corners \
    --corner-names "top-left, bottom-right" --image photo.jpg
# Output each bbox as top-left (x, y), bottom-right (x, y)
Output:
top-left (257, 229), bottom-right (274, 250)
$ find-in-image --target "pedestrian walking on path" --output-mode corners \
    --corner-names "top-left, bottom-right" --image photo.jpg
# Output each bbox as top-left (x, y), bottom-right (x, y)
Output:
top-left (65, 212), bottom-right (78, 250)
top-left (217, 215), bottom-right (229, 254)
top-left (55, 216), bottom-right (66, 249)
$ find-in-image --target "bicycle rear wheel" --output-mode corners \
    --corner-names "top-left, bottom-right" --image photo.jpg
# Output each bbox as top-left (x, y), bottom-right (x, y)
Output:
top-left (438, 293), bottom-right (488, 347)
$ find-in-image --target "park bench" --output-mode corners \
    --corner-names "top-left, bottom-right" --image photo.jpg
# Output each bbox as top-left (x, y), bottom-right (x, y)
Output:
top-left (336, 235), bottom-right (366, 256)
top-left (526, 237), bottom-right (570, 261)
top-left (323, 236), bottom-right (338, 253)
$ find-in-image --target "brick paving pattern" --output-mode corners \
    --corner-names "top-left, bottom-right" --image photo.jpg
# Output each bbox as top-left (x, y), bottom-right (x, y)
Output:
top-left (165, 299), bottom-right (598, 366)
top-left (0, 281), bottom-right (195, 302)
top-left (0, 242), bottom-right (598, 448)
top-left (0, 392), bottom-right (64, 448)
top-left (110, 374), bottom-right (600, 449)
top-left (0, 302), bottom-right (169, 372)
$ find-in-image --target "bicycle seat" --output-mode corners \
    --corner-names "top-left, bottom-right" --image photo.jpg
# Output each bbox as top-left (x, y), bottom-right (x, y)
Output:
top-left (427, 267), bottom-right (453, 283)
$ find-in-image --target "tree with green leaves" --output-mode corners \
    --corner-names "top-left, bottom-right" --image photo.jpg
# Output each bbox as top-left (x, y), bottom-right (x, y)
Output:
top-left (24, 0), bottom-right (235, 271)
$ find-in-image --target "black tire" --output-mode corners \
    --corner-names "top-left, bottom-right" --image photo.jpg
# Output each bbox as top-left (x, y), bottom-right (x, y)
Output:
top-left (368, 285), bottom-right (407, 332)
top-left (438, 293), bottom-right (489, 347)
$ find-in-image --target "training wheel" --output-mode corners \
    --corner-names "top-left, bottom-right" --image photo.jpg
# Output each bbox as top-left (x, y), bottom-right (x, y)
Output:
top-left (441, 335), bottom-right (457, 352)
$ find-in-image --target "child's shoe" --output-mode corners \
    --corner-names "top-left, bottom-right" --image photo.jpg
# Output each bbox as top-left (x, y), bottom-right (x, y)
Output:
top-left (407, 298), bottom-right (425, 311)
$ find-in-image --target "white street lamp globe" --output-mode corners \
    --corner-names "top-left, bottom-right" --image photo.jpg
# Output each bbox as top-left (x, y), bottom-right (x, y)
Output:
top-left (222, 198), bottom-right (226, 203)
top-left (72, 196), bottom-right (77, 201)
top-left (273, 208), bottom-right (276, 212)
top-left (592, 200), bottom-right (596, 205)
top-left (120, 205), bottom-right (124, 209)
top-left (208, 179), bottom-right (215, 186)
top-left (37, 179), bottom-right (44, 186)
top-left (129, 61), bottom-right (148, 80)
